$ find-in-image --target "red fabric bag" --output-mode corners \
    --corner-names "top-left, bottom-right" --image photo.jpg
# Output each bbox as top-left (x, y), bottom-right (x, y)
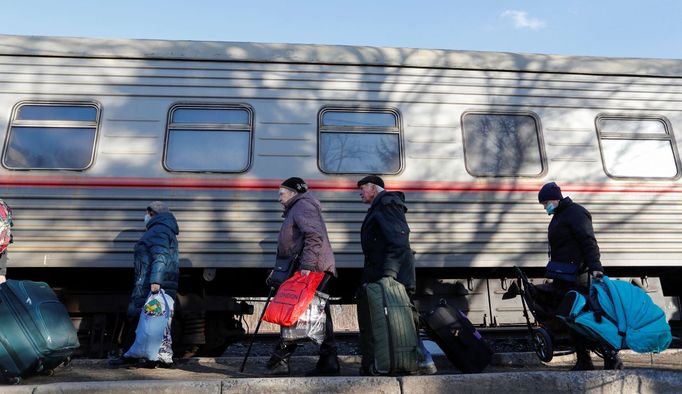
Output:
top-left (263, 271), bottom-right (325, 326)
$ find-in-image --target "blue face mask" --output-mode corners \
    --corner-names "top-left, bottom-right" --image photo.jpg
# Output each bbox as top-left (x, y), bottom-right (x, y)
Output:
top-left (545, 202), bottom-right (556, 216)
top-left (144, 213), bottom-right (151, 224)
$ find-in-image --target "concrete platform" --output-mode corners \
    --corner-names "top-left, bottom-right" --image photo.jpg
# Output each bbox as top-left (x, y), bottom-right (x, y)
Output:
top-left (2, 350), bottom-right (681, 393)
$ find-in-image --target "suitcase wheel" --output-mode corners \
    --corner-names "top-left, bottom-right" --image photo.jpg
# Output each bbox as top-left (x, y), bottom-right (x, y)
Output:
top-left (532, 327), bottom-right (553, 363)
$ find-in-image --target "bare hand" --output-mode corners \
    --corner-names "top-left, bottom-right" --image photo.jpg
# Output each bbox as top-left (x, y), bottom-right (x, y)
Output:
top-left (300, 270), bottom-right (311, 276)
top-left (592, 271), bottom-right (604, 279)
top-left (151, 283), bottom-right (161, 293)
top-left (0, 275), bottom-right (5, 284)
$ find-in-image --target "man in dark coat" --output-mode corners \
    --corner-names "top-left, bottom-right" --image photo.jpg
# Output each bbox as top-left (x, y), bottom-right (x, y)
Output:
top-left (357, 175), bottom-right (436, 375)
top-left (110, 201), bottom-right (180, 367)
top-left (538, 182), bottom-right (621, 370)
top-left (358, 176), bottom-right (415, 292)
top-left (266, 177), bottom-right (339, 376)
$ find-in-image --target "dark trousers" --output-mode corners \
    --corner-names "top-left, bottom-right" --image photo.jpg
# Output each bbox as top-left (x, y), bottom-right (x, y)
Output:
top-left (119, 316), bottom-right (140, 355)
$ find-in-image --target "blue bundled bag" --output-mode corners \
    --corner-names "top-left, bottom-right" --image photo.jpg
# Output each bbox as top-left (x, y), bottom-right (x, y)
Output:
top-left (557, 276), bottom-right (672, 353)
top-left (124, 290), bottom-right (174, 361)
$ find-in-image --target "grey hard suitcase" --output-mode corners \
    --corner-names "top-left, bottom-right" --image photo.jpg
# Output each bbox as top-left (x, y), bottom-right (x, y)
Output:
top-left (0, 280), bottom-right (79, 384)
top-left (357, 276), bottom-right (419, 375)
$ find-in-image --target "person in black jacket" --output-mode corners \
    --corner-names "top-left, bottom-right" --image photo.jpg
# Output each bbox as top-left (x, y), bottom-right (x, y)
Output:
top-left (538, 182), bottom-right (622, 370)
top-left (357, 175), bottom-right (436, 375)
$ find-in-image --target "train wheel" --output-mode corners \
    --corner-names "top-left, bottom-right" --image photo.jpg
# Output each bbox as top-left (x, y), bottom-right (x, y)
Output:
top-left (532, 327), bottom-right (554, 362)
top-left (197, 312), bottom-right (245, 357)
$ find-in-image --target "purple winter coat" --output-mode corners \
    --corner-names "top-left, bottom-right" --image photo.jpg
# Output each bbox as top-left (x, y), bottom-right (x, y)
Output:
top-left (277, 192), bottom-right (336, 277)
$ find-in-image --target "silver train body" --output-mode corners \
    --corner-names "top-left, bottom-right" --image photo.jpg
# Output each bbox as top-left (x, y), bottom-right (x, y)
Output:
top-left (0, 35), bottom-right (680, 329)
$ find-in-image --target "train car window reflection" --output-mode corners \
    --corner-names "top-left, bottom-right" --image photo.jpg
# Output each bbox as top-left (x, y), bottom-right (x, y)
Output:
top-left (172, 108), bottom-right (250, 125)
top-left (462, 113), bottom-right (544, 177)
top-left (601, 140), bottom-right (677, 178)
top-left (16, 105), bottom-right (98, 122)
top-left (2, 103), bottom-right (99, 170)
top-left (597, 117), bottom-right (679, 179)
top-left (598, 119), bottom-right (667, 135)
top-left (319, 109), bottom-right (401, 174)
top-left (164, 105), bottom-right (252, 173)
top-left (321, 111), bottom-right (398, 128)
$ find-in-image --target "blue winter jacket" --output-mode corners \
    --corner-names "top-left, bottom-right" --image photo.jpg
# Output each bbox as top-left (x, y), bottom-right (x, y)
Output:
top-left (127, 212), bottom-right (180, 317)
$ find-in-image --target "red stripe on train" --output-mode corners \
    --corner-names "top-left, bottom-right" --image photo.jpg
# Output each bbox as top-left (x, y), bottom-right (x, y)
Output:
top-left (0, 175), bottom-right (680, 194)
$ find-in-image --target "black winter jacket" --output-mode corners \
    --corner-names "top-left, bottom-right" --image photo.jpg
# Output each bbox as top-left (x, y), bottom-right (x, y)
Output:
top-left (360, 191), bottom-right (416, 293)
top-left (128, 212), bottom-right (180, 317)
top-left (547, 197), bottom-right (603, 275)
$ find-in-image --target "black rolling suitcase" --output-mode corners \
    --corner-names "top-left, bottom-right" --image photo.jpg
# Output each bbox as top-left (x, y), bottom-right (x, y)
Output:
top-left (0, 280), bottom-right (79, 384)
top-left (422, 301), bottom-right (492, 373)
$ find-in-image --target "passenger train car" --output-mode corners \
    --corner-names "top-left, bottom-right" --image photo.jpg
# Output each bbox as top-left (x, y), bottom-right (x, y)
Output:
top-left (0, 35), bottom-right (680, 355)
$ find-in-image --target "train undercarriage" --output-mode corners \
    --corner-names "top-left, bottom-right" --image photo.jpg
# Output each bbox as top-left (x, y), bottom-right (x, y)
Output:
top-left (9, 266), bottom-right (681, 358)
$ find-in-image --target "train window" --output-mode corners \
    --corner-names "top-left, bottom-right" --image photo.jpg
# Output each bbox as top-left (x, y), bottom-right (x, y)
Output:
top-left (2, 102), bottom-right (99, 170)
top-left (597, 116), bottom-right (680, 179)
top-left (164, 105), bottom-right (253, 173)
top-left (318, 108), bottom-right (402, 174)
top-left (461, 112), bottom-right (544, 177)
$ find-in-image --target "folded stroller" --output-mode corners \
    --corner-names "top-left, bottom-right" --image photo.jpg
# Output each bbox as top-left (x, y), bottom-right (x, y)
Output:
top-left (557, 275), bottom-right (672, 356)
top-left (505, 267), bottom-right (574, 362)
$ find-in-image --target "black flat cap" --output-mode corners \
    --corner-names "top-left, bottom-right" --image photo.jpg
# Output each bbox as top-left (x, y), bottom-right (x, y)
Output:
top-left (357, 175), bottom-right (384, 188)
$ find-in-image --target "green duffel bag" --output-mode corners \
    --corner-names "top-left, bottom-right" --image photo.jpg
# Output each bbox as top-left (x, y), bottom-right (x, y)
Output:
top-left (357, 276), bottom-right (419, 375)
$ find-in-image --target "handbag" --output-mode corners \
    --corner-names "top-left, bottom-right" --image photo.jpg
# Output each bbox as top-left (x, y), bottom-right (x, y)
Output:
top-left (266, 254), bottom-right (299, 289)
top-left (263, 271), bottom-right (325, 326)
top-left (545, 261), bottom-right (579, 283)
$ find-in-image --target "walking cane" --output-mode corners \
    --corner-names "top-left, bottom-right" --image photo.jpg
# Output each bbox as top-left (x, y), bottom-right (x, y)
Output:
top-left (239, 286), bottom-right (276, 372)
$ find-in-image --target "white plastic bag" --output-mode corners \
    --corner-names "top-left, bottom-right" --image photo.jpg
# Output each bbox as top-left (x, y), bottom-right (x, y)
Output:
top-left (281, 292), bottom-right (328, 344)
top-left (124, 290), bottom-right (174, 362)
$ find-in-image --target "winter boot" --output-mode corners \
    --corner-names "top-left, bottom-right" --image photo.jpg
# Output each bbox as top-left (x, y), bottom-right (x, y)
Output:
top-left (570, 349), bottom-right (595, 371)
top-left (108, 356), bottom-right (138, 368)
top-left (266, 342), bottom-right (296, 375)
top-left (603, 352), bottom-right (624, 370)
top-left (306, 351), bottom-right (340, 376)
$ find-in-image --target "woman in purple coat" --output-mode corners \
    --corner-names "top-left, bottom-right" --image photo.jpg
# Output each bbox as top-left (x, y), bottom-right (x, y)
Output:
top-left (266, 177), bottom-right (339, 376)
